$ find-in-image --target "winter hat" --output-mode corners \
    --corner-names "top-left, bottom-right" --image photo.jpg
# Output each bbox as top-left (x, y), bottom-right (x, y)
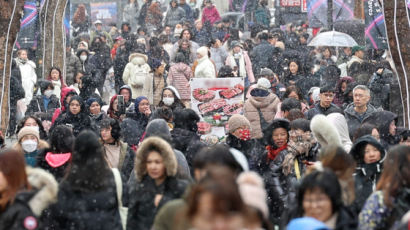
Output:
top-left (257, 77), bottom-right (271, 91)
top-left (237, 171), bottom-right (269, 219)
top-left (287, 217), bottom-right (330, 230)
top-left (134, 96), bottom-right (149, 113)
top-left (18, 126), bottom-right (40, 142)
top-left (77, 41), bottom-right (89, 50)
top-left (352, 45), bottom-right (365, 54)
top-left (86, 97), bottom-right (102, 108)
top-left (263, 119), bottom-right (290, 146)
top-left (164, 86), bottom-right (181, 99)
top-left (228, 114), bottom-right (250, 134)
top-left (197, 46), bottom-right (208, 58)
top-left (230, 40), bottom-right (243, 49)
top-left (145, 119), bottom-right (171, 138)
top-left (259, 68), bottom-right (274, 77)
top-left (310, 114), bottom-right (341, 151)
top-left (94, 20), bottom-right (103, 25)
top-left (119, 85), bottom-right (133, 99)
top-left (311, 87), bottom-right (321, 104)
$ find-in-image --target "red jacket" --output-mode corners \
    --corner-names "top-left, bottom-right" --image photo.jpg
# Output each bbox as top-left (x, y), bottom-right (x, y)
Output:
top-left (201, 6), bottom-right (221, 25)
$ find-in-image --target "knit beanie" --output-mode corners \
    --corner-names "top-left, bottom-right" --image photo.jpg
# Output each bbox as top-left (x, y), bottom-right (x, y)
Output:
top-left (257, 77), bottom-right (271, 91)
top-left (228, 114), bottom-right (250, 134)
top-left (18, 126), bottom-right (40, 142)
top-left (197, 46), bottom-right (208, 58)
top-left (237, 171), bottom-right (269, 219)
top-left (134, 96), bottom-right (149, 113)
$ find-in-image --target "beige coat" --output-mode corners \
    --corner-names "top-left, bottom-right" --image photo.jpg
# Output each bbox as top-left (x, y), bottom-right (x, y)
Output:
top-left (244, 93), bottom-right (280, 139)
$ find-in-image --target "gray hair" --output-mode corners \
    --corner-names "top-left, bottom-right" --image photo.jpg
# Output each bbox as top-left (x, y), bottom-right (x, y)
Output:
top-left (353, 85), bottom-right (370, 96)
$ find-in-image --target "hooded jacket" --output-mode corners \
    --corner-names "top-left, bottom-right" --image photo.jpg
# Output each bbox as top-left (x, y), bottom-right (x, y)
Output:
top-left (127, 137), bottom-right (189, 230)
top-left (0, 167), bottom-right (58, 230)
top-left (326, 113), bottom-right (353, 152)
top-left (344, 103), bottom-right (378, 139)
top-left (164, 4), bottom-right (186, 28)
top-left (120, 97), bottom-right (151, 147)
top-left (51, 87), bottom-right (77, 124)
top-left (122, 53), bottom-right (152, 100)
top-left (201, 5), bottom-right (221, 25)
top-left (26, 94), bottom-right (60, 121)
top-left (244, 89), bottom-right (280, 139)
top-left (167, 62), bottom-right (193, 100)
top-left (119, 85), bottom-right (135, 113)
top-left (51, 96), bottom-right (97, 137)
top-left (194, 55), bottom-right (216, 78)
top-left (366, 111), bottom-right (399, 149)
top-left (350, 135), bottom-right (386, 214)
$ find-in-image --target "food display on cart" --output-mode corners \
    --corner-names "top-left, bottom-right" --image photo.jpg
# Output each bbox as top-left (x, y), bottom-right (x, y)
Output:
top-left (190, 78), bottom-right (245, 137)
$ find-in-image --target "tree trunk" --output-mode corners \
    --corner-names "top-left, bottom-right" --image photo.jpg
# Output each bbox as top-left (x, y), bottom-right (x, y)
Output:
top-left (383, 0), bottom-right (410, 128)
top-left (0, 0), bottom-right (25, 134)
top-left (39, 0), bottom-right (68, 79)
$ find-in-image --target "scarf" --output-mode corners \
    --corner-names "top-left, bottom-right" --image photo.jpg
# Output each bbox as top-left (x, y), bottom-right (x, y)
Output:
top-left (282, 131), bottom-right (316, 176)
top-left (45, 152), bottom-right (72, 168)
top-left (227, 51), bottom-right (246, 78)
top-left (266, 144), bottom-right (287, 161)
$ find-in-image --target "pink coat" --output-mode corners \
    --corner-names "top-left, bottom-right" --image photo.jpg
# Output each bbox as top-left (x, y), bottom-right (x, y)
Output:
top-left (167, 62), bottom-right (193, 100)
top-left (201, 6), bottom-right (221, 25)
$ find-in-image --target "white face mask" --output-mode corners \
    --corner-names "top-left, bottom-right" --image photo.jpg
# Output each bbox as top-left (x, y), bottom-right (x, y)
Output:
top-left (22, 140), bottom-right (38, 153)
top-left (44, 90), bottom-right (53, 98)
top-left (80, 55), bottom-right (87, 62)
top-left (163, 97), bottom-right (174, 106)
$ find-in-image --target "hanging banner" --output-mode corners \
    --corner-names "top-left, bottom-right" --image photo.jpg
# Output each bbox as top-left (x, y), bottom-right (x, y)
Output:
top-left (90, 2), bottom-right (117, 28)
top-left (364, 0), bottom-right (388, 49)
top-left (16, 0), bottom-right (40, 50)
top-left (307, 0), bottom-right (355, 28)
top-left (190, 78), bottom-right (245, 140)
top-left (302, 0), bottom-right (308, 12)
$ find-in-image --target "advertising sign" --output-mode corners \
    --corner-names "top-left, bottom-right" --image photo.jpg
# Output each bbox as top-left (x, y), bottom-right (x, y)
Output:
top-left (190, 78), bottom-right (245, 139)
top-left (364, 0), bottom-right (388, 49)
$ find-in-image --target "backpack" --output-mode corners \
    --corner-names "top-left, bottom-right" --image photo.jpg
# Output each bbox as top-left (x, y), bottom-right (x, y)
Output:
top-left (129, 65), bottom-right (149, 88)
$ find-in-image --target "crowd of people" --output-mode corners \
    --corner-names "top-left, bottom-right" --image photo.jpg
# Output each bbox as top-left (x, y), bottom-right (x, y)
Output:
top-left (1, 0), bottom-right (410, 229)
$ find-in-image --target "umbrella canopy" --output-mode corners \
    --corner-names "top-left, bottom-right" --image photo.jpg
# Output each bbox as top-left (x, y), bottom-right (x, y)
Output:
top-left (308, 31), bottom-right (358, 47)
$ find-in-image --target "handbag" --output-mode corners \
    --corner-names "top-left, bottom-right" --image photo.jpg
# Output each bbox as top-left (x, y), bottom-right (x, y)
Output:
top-left (112, 168), bottom-right (128, 230)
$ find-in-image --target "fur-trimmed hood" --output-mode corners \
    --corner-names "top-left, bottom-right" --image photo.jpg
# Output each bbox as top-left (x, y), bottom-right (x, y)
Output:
top-left (311, 114), bottom-right (342, 150)
top-left (135, 136), bottom-right (177, 181)
top-left (26, 167), bottom-right (58, 216)
top-left (129, 52), bottom-right (148, 63)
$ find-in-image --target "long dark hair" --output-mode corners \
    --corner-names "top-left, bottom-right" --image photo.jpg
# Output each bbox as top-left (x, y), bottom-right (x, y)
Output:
top-left (377, 145), bottom-right (410, 207)
top-left (64, 130), bottom-right (112, 192)
top-left (157, 88), bottom-right (185, 110)
top-left (49, 125), bottom-right (75, 153)
top-left (16, 115), bottom-right (47, 140)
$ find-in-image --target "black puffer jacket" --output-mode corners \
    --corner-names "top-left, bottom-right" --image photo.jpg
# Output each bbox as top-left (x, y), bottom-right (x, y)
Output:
top-left (171, 128), bottom-right (205, 168)
top-left (43, 177), bottom-right (123, 230)
top-left (250, 40), bottom-right (279, 75)
top-left (26, 95), bottom-right (61, 121)
top-left (51, 97), bottom-right (97, 137)
top-left (305, 102), bottom-right (343, 120)
top-left (0, 168), bottom-right (58, 230)
top-left (126, 175), bottom-right (188, 230)
top-left (225, 133), bottom-right (257, 167)
top-left (350, 135), bottom-right (386, 214)
top-left (366, 110), bottom-right (399, 149)
top-left (120, 112), bottom-right (150, 147)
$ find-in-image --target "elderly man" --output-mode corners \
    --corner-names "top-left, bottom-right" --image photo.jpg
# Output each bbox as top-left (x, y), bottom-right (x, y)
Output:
top-left (305, 85), bottom-right (343, 120)
top-left (344, 85), bottom-right (378, 138)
